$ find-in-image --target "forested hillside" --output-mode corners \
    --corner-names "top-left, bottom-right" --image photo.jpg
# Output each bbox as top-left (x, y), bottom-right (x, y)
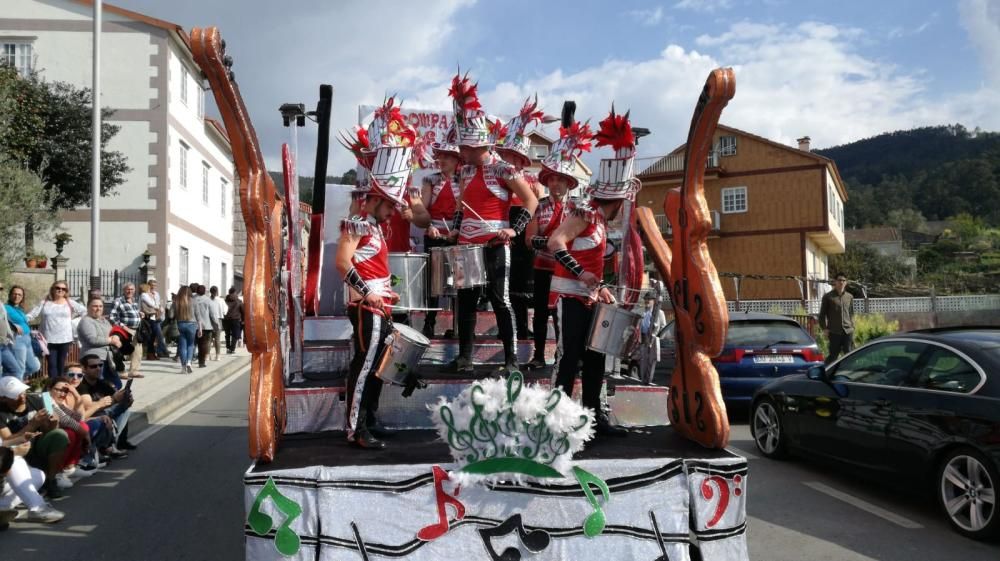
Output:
top-left (816, 125), bottom-right (1000, 228)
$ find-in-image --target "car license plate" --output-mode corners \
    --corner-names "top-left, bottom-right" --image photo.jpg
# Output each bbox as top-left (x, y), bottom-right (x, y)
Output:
top-left (753, 355), bottom-right (794, 364)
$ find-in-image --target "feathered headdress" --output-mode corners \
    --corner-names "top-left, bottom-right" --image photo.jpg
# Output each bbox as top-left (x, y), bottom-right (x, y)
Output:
top-left (448, 71), bottom-right (482, 117)
top-left (497, 94), bottom-right (553, 166)
top-left (449, 68), bottom-right (493, 147)
top-left (538, 101), bottom-right (593, 190)
top-left (338, 126), bottom-right (375, 170)
top-left (589, 104), bottom-right (640, 200)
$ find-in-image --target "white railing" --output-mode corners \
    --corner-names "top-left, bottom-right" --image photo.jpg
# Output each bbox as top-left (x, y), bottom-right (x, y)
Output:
top-left (726, 295), bottom-right (1000, 315)
top-left (636, 151), bottom-right (719, 176)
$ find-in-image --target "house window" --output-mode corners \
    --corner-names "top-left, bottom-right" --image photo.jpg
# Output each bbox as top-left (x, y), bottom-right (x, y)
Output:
top-left (197, 86), bottom-right (205, 118)
top-left (203, 256), bottom-right (211, 286)
top-left (202, 162), bottom-right (210, 204)
top-left (180, 66), bottom-right (188, 105)
top-left (221, 178), bottom-right (228, 216)
top-left (179, 246), bottom-right (189, 284)
top-left (1, 42), bottom-right (32, 76)
top-left (721, 186), bottom-right (747, 214)
top-left (718, 135), bottom-right (737, 156)
top-left (221, 263), bottom-right (228, 294)
top-left (179, 142), bottom-right (189, 189)
top-left (528, 145), bottom-right (549, 159)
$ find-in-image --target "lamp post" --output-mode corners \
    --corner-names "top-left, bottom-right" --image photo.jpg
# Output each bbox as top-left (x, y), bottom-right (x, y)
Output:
top-left (89, 0), bottom-right (102, 293)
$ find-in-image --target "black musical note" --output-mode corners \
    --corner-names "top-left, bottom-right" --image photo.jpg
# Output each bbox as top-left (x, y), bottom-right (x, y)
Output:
top-left (477, 514), bottom-right (550, 561)
top-left (649, 511), bottom-right (672, 561)
top-left (351, 521), bottom-right (371, 561)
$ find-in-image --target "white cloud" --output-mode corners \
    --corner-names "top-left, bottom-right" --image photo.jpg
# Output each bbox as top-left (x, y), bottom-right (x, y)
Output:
top-left (959, 0), bottom-right (1000, 87)
top-left (627, 7), bottom-right (665, 26)
top-left (674, 0), bottom-right (735, 13)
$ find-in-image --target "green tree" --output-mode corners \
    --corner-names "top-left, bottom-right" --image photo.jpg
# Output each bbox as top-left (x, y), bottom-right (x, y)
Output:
top-left (886, 208), bottom-right (927, 233)
top-left (0, 158), bottom-right (58, 279)
top-left (0, 65), bottom-right (129, 250)
top-left (950, 212), bottom-right (984, 247)
top-left (830, 241), bottom-right (909, 290)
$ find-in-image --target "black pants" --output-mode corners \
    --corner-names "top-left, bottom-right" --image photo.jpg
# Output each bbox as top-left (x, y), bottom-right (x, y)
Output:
top-left (346, 304), bottom-right (389, 439)
top-left (223, 318), bottom-right (240, 352)
top-left (457, 244), bottom-right (516, 363)
top-left (46, 342), bottom-right (72, 380)
top-left (197, 329), bottom-right (213, 366)
top-left (825, 331), bottom-right (854, 365)
top-left (555, 297), bottom-right (604, 411)
top-left (532, 269), bottom-right (559, 360)
top-left (423, 236), bottom-right (453, 332)
top-left (508, 218), bottom-right (534, 339)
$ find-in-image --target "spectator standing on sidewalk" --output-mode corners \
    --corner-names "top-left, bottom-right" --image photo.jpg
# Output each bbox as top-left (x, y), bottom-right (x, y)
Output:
top-left (171, 287), bottom-right (197, 374)
top-left (193, 285), bottom-right (215, 368)
top-left (209, 286), bottom-right (225, 361)
top-left (819, 273), bottom-right (855, 365)
top-left (5, 286), bottom-right (41, 380)
top-left (141, 278), bottom-right (168, 359)
top-left (109, 283), bottom-right (144, 379)
top-left (77, 297), bottom-right (123, 389)
top-left (0, 287), bottom-right (22, 379)
top-left (223, 287), bottom-right (243, 354)
top-left (26, 282), bottom-right (86, 379)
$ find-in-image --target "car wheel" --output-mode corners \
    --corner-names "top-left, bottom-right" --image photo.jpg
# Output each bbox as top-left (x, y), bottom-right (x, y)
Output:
top-left (937, 448), bottom-right (999, 540)
top-left (751, 399), bottom-right (787, 459)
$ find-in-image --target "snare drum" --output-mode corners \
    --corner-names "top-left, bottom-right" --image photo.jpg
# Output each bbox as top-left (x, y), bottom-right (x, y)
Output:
top-left (446, 245), bottom-right (487, 289)
top-left (374, 323), bottom-right (430, 386)
top-left (586, 302), bottom-right (642, 358)
top-left (430, 247), bottom-right (456, 296)
top-left (388, 252), bottom-right (429, 310)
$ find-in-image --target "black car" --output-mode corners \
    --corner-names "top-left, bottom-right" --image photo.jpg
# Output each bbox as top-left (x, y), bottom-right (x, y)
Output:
top-left (750, 328), bottom-right (1000, 540)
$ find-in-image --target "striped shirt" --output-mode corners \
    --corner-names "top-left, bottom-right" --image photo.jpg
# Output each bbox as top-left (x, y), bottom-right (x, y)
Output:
top-left (110, 297), bottom-right (141, 329)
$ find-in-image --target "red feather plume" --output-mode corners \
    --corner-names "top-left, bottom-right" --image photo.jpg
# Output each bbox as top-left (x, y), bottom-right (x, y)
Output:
top-left (559, 121), bottom-right (594, 156)
top-left (338, 126), bottom-right (374, 168)
top-left (594, 105), bottom-right (635, 152)
top-left (517, 94), bottom-right (545, 126)
top-left (449, 72), bottom-right (482, 112)
top-left (489, 119), bottom-right (508, 143)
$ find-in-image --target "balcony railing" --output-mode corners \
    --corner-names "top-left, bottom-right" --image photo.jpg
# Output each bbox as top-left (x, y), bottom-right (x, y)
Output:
top-left (636, 150), bottom-right (719, 176)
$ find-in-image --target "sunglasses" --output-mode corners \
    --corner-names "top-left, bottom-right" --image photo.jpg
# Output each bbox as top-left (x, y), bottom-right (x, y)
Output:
top-left (66, 372), bottom-right (85, 379)
top-left (54, 286), bottom-right (67, 292)
top-left (53, 387), bottom-right (70, 394)
top-left (85, 363), bottom-right (104, 369)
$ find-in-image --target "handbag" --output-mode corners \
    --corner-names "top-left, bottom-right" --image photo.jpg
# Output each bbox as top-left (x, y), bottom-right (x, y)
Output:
top-left (32, 331), bottom-right (49, 356)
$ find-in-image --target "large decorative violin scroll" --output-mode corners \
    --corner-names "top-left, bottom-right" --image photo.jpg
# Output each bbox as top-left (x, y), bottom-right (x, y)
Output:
top-left (638, 68), bottom-right (734, 449)
top-left (192, 27), bottom-right (286, 462)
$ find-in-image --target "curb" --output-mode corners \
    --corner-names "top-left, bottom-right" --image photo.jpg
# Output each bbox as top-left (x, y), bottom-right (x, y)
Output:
top-left (128, 355), bottom-right (251, 435)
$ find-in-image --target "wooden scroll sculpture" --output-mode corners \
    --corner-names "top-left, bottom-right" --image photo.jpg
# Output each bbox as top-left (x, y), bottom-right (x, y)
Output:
top-left (192, 27), bottom-right (286, 462)
top-left (636, 68), bottom-right (734, 449)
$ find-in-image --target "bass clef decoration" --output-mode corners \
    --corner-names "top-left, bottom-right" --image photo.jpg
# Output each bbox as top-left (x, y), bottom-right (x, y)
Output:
top-left (192, 27), bottom-right (286, 461)
top-left (636, 68), bottom-right (734, 448)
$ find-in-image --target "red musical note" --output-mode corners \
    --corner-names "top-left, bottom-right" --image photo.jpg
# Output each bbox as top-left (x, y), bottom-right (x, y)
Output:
top-left (417, 465), bottom-right (466, 541)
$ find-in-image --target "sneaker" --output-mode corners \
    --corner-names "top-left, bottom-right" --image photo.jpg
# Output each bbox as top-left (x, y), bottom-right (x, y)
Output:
top-left (68, 465), bottom-right (94, 479)
top-left (186, 364), bottom-right (193, 374)
top-left (0, 509), bottom-right (17, 526)
top-left (26, 505), bottom-right (65, 524)
top-left (117, 440), bottom-right (138, 451)
top-left (104, 446), bottom-right (129, 459)
top-left (54, 474), bottom-right (74, 490)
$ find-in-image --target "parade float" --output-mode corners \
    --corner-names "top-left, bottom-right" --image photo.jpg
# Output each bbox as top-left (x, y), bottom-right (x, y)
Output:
top-left (192, 25), bottom-right (747, 561)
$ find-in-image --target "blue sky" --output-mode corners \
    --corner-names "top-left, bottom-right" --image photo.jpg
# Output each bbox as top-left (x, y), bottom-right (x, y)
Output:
top-left (113, 0), bottom-right (1000, 176)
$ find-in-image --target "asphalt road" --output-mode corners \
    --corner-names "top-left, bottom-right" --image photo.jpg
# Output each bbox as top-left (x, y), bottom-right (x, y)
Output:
top-left (4, 372), bottom-right (998, 560)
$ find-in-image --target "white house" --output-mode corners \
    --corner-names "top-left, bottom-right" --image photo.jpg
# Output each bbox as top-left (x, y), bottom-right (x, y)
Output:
top-left (0, 0), bottom-right (235, 296)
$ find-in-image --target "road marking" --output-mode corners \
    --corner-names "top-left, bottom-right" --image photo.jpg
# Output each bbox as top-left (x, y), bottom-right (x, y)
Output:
top-left (131, 367), bottom-right (246, 446)
top-left (726, 445), bottom-right (759, 460)
top-left (803, 481), bottom-right (923, 529)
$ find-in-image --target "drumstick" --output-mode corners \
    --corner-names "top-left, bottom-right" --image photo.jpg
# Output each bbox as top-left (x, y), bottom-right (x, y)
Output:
top-left (461, 200), bottom-right (488, 224)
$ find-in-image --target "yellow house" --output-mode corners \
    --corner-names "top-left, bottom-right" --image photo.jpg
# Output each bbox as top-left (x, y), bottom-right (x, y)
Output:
top-left (636, 125), bottom-right (848, 300)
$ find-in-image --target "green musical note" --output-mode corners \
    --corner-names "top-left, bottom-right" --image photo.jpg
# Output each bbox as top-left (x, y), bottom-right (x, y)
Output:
top-left (572, 467), bottom-right (611, 538)
top-left (248, 477), bottom-right (303, 556)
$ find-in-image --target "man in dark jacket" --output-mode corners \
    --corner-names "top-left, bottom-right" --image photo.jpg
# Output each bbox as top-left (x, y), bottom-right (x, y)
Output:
top-left (819, 274), bottom-right (855, 364)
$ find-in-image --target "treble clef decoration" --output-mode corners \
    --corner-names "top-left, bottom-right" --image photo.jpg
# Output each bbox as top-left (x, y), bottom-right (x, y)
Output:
top-left (192, 27), bottom-right (286, 461)
top-left (636, 69), bottom-right (733, 448)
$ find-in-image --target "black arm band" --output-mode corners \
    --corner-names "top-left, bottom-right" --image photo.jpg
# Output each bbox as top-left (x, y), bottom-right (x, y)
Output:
top-left (509, 206), bottom-right (532, 235)
top-left (345, 267), bottom-right (371, 297)
top-left (530, 235), bottom-right (549, 251)
top-left (554, 249), bottom-right (585, 278)
top-left (451, 209), bottom-right (463, 233)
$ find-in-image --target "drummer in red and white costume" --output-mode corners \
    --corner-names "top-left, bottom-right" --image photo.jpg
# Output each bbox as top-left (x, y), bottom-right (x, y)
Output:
top-left (523, 118), bottom-right (585, 369)
top-left (448, 71), bottom-right (538, 373)
top-left (419, 125), bottom-right (461, 338)
top-left (334, 105), bottom-right (418, 450)
top-left (547, 107), bottom-right (639, 437)
top-left (495, 95), bottom-right (547, 342)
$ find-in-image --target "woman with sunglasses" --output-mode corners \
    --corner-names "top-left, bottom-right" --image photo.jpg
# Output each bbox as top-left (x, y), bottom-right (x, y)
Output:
top-left (47, 377), bottom-right (116, 473)
top-left (27, 283), bottom-right (86, 379)
top-left (6, 286), bottom-right (41, 379)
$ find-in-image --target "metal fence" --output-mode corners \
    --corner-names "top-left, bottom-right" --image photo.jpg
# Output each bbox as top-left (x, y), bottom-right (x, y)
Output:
top-left (66, 269), bottom-right (142, 302)
top-left (728, 295), bottom-right (1000, 316)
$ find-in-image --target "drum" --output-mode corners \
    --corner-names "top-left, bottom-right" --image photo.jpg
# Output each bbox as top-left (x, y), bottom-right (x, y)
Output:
top-left (586, 302), bottom-right (642, 358)
top-left (430, 247), bottom-right (456, 296)
top-left (374, 323), bottom-right (430, 386)
top-left (388, 252), bottom-right (428, 310)
top-left (446, 245), bottom-right (487, 290)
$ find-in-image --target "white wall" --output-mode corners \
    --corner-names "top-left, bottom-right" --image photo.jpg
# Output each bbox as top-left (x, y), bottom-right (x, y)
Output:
top-left (166, 224), bottom-right (232, 292)
top-left (57, 220), bottom-right (155, 274)
top-left (827, 170), bottom-right (845, 249)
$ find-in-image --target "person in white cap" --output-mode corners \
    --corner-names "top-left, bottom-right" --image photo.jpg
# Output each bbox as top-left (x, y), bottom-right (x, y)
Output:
top-left (448, 70), bottom-right (538, 374)
top-left (0, 376), bottom-right (72, 497)
top-left (334, 106), bottom-right (417, 450)
top-left (548, 106), bottom-right (640, 437)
